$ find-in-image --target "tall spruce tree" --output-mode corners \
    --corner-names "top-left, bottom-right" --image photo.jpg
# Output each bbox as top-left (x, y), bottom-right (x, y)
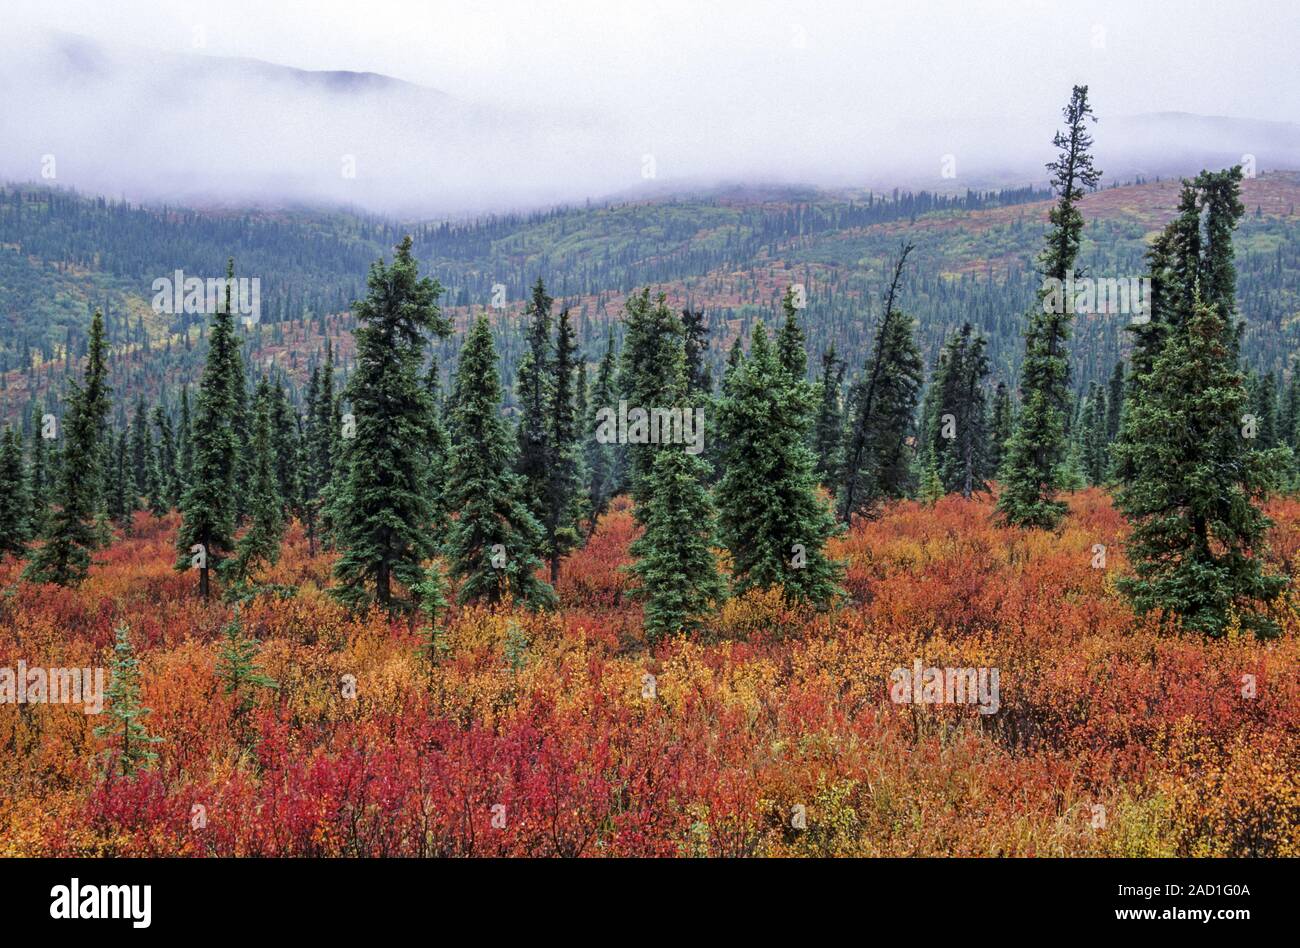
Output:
top-left (270, 379), bottom-right (301, 523)
top-left (681, 308), bottom-right (713, 397)
top-left (1283, 372), bottom-right (1300, 487)
top-left (0, 427), bottom-right (30, 561)
top-left (421, 359), bottom-right (453, 543)
top-left (177, 386), bottom-right (194, 492)
top-left (987, 381), bottom-right (1013, 477)
top-left (541, 308), bottom-right (583, 584)
top-left (446, 314), bottom-right (556, 609)
top-left (300, 364), bottom-right (324, 553)
top-left (717, 323), bottom-right (843, 608)
top-left (1116, 212), bottom-right (1187, 487)
top-left (28, 417), bottom-right (50, 536)
top-left (1114, 166), bottom-right (1288, 637)
top-left (1105, 361), bottom-right (1125, 443)
top-left (709, 336), bottom-right (746, 485)
top-left (776, 285), bottom-right (809, 380)
top-left (1247, 372), bottom-right (1279, 448)
top-left (331, 237), bottom-right (451, 612)
top-left (838, 244), bottom-right (923, 520)
top-left (229, 378), bottom-right (285, 585)
top-left (811, 342), bottom-right (846, 490)
top-left (515, 278), bottom-right (555, 531)
top-left (129, 396), bottom-right (151, 492)
top-left (152, 406), bottom-right (180, 509)
top-left (229, 350), bottom-right (253, 525)
top-left (629, 344), bottom-right (725, 641)
top-left (584, 333), bottom-right (617, 533)
top-left (1079, 381), bottom-right (1109, 486)
top-left (143, 431), bottom-right (167, 518)
top-left (572, 357), bottom-right (592, 532)
top-left (1281, 372), bottom-right (1300, 449)
top-left (617, 289), bottom-right (683, 504)
top-left (307, 341), bottom-right (342, 550)
top-left (176, 262), bottom-right (242, 600)
top-left (25, 310), bottom-right (110, 586)
top-left (1115, 299), bottom-right (1287, 637)
top-left (925, 323), bottom-right (992, 498)
top-left (997, 85), bottom-right (1100, 528)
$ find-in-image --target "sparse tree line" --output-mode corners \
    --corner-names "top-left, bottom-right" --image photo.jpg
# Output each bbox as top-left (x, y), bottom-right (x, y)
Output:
top-left (1, 87), bottom-right (1295, 641)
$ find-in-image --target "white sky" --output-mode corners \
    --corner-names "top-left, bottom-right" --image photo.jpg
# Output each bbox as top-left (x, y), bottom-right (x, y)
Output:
top-left (13, 0), bottom-right (1298, 124)
top-left (4, 1), bottom-right (1297, 212)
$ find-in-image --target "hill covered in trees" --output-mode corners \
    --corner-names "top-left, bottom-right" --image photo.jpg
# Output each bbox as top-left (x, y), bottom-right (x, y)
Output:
top-left (5, 169), bottom-right (1300, 436)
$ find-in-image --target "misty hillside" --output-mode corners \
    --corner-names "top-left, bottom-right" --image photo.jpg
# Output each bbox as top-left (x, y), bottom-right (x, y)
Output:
top-left (0, 30), bottom-right (614, 214)
top-left (4, 171), bottom-right (1299, 428)
top-left (4, 31), bottom-right (1300, 215)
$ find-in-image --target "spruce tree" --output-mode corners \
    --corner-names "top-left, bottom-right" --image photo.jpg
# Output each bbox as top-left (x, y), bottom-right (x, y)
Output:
top-left (143, 432), bottom-right (167, 518)
top-left (215, 614), bottom-right (277, 746)
top-left (25, 310), bottom-right (110, 586)
top-left (1105, 361), bottom-right (1125, 443)
top-left (1058, 437), bottom-right (1087, 492)
top-left (1281, 372), bottom-right (1300, 450)
top-left (987, 381), bottom-right (1013, 477)
top-left (229, 353), bottom-right (253, 525)
top-left (152, 406), bottom-right (180, 509)
top-left (1115, 166), bottom-right (1287, 637)
top-left (1115, 300), bottom-right (1287, 637)
top-left (838, 245), bottom-right (924, 520)
top-left (919, 457), bottom-right (944, 506)
top-left (270, 380), bottom-right (301, 523)
top-left (681, 307), bottom-right (713, 397)
top-left (446, 315), bottom-right (556, 609)
top-left (925, 323), bottom-right (992, 498)
top-left (229, 378), bottom-right (284, 585)
top-left (997, 85), bottom-right (1100, 528)
top-left (413, 561), bottom-right (451, 665)
top-left (331, 237), bottom-right (451, 613)
top-left (1079, 381), bottom-right (1109, 486)
top-left (300, 364), bottom-right (324, 553)
top-left (421, 359), bottom-right (453, 543)
top-left (1115, 196), bottom-right (1195, 487)
top-left (571, 357), bottom-right (592, 532)
top-left (514, 278), bottom-right (555, 530)
top-left (542, 308), bottom-right (583, 584)
top-left (94, 626), bottom-right (162, 777)
top-left (27, 418), bottom-right (50, 536)
top-left (1247, 372), bottom-right (1279, 448)
top-left (717, 324), bottom-right (843, 608)
top-left (776, 285), bottom-right (808, 380)
top-left (177, 386), bottom-right (194, 491)
top-left (584, 334), bottom-right (617, 533)
top-left (617, 289), bottom-right (684, 503)
top-left (129, 396), bottom-right (151, 492)
top-left (176, 262), bottom-right (243, 600)
top-left (630, 346), bottom-right (725, 642)
top-left (1283, 372), bottom-right (1300, 487)
top-left (301, 342), bottom-right (343, 553)
top-left (311, 340), bottom-right (342, 548)
top-left (0, 427), bottom-right (30, 561)
top-left (811, 343), bottom-right (846, 490)
top-left (706, 336), bottom-right (746, 486)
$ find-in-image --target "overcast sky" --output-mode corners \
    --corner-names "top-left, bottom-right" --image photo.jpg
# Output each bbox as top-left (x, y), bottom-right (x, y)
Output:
top-left (14, 0), bottom-right (1297, 123)
top-left (5, 1), bottom-right (1298, 213)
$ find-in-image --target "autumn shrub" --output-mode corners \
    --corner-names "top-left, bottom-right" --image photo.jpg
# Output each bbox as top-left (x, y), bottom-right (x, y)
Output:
top-left (1, 490), bottom-right (1296, 857)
